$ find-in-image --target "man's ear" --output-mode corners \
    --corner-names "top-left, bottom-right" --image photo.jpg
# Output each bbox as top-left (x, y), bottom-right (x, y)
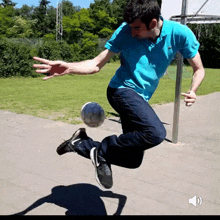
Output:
top-left (149, 19), bottom-right (157, 30)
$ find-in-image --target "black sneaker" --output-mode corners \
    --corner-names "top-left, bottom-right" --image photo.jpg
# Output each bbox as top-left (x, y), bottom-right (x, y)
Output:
top-left (90, 147), bottom-right (113, 189)
top-left (57, 128), bottom-right (88, 155)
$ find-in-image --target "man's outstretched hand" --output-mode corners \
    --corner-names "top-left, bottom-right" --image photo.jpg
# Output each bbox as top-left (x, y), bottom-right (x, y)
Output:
top-left (181, 91), bottom-right (197, 107)
top-left (33, 57), bottom-right (70, 80)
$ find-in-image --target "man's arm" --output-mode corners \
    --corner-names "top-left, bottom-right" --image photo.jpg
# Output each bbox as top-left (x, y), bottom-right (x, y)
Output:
top-left (181, 52), bottom-right (205, 106)
top-left (33, 49), bottom-right (116, 80)
top-left (68, 49), bottom-right (116, 74)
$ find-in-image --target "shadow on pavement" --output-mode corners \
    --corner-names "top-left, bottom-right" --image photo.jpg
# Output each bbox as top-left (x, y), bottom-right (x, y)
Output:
top-left (12, 183), bottom-right (127, 216)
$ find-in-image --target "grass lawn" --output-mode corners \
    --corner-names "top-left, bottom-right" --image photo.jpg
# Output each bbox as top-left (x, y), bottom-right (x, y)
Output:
top-left (0, 62), bottom-right (219, 124)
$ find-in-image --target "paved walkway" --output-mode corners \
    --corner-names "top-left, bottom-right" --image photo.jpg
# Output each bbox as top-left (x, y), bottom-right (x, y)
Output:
top-left (0, 92), bottom-right (220, 215)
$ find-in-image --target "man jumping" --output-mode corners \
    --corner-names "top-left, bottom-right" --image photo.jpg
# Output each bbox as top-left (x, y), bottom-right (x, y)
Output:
top-left (33, 0), bottom-right (205, 189)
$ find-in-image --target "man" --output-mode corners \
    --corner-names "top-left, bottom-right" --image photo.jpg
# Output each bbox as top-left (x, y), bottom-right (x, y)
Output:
top-left (33, 0), bottom-right (205, 189)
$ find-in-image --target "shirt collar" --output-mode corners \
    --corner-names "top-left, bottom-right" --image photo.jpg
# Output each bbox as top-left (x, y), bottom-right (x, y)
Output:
top-left (159, 16), bottom-right (169, 37)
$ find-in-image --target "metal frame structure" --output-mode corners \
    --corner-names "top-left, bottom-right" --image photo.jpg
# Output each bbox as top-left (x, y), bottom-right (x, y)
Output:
top-left (171, 14), bottom-right (220, 24)
top-left (56, 1), bottom-right (63, 41)
top-left (171, 0), bottom-right (220, 143)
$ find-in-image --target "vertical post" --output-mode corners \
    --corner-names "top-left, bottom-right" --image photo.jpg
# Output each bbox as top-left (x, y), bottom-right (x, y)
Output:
top-left (60, 1), bottom-right (63, 41)
top-left (56, 2), bottom-right (58, 41)
top-left (56, 1), bottom-right (63, 42)
top-left (172, 0), bottom-right (188, 143)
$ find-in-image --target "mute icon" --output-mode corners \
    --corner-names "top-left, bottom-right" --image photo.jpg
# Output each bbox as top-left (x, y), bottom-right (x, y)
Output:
top-left (189, 195), bottom-right (203, 207)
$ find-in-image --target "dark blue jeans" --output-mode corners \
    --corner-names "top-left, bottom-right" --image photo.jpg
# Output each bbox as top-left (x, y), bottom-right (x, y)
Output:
top-left (76, 86), bottom-right (166, 169)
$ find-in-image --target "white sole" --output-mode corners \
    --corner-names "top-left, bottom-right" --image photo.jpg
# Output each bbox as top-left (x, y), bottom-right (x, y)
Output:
top-left (90, 147), bottom-right (104, 188)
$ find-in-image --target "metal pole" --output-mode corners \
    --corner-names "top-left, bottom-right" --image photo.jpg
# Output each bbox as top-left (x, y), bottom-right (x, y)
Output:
top-left (187, 0), bottom-right (209, 24)
top-left (56, 1), bottom-right (63, 42)
top-left (172, 0), bottom-right (188, 143)
top-left (56, 2), bottom-right (58, 41)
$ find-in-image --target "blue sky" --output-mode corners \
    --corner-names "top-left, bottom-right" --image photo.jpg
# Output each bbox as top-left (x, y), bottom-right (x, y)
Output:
top-left (1, 0), bottom-right (94, 9)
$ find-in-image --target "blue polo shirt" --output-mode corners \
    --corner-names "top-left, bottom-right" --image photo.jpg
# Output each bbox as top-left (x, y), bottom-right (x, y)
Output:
top-left (105, 18), bottom-right (200, 101)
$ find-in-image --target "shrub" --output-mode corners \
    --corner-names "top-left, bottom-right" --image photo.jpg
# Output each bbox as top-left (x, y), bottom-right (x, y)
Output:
top-left (37, 39), bottom-right (81, 62)
top-left (0, 38), bottom-right (34, 77)
top-left (0, 37), bottom-right (109, 78)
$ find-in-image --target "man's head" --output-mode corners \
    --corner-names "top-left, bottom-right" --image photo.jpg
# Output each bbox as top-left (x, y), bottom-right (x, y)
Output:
top-left (123, 0), bottom-right (161, 39)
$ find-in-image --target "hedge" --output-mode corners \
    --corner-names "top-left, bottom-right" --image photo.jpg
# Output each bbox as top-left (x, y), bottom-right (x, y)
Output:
top-left (0, 38), bottom-right (34, 77)
top-left (0, 37), bottom-right (109, 78)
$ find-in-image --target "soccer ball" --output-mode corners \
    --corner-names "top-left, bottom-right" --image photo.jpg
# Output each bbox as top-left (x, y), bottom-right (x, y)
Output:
top-left (81, 102), bottom-right (105, 127)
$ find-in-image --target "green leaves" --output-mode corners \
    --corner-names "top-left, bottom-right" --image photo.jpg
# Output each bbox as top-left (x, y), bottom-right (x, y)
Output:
top-left (6, 16), bottom-right (37, 38)
top-left (189, 23), bottom-right (220, 68)
top-left (0, 39), bottom-right (33, 77)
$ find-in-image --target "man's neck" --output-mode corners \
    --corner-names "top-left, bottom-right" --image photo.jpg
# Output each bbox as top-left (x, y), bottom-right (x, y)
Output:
top-left (149, 19), bottom-right (163, 43)
top-left (154, 19), bottom-right (163, 38)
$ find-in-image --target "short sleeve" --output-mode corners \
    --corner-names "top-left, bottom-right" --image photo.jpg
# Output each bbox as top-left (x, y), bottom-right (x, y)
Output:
top-left (105, 22), bottom-right (129, 53)
top-left (177, 25), bottom-right (200, 59)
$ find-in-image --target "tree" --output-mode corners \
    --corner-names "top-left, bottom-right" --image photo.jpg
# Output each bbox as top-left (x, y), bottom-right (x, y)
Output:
top-left (0, 0), bottom-right (17, 7)
top-left (0, 6), bottom-right (15, 37)
top-left (46, 6), bottom-right (56, 36)
top-left (78, 8), bottom-right (95, 32)
top-left (80, 32), bottom-right (99, 59)
top-left (62, 14), bottom-right (82, 44)
top-left (32, 0), bottom-right (52, 37)
top-left (90, 0), bottom-right (112, 12)
top-left (91, 9), bottom-right (117, 36)
top-left (6, 16), bottom-right (37, 38)
top-left (110, 0), bottom-right (128, 28)
top-left (189, 23), bottom-right (220, 68)
top-left (16, 4), bottom-right (35, 20)
top-left (39, 0), bottom-right (51, 13)
top-left (62, 0), bottom-right (80, 17)
top-left (99, 27), bottom-right (113, 38)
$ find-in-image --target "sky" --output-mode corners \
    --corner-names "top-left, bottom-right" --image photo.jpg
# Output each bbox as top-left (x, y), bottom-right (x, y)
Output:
top-left (1, 0), bottom-right (94, 9)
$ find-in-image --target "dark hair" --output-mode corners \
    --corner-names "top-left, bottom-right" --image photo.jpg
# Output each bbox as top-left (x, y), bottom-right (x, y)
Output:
top-left (123, 0), bottom-right (161, 30)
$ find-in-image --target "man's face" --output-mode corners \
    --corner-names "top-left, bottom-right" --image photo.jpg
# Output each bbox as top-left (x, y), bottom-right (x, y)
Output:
top-left (129, 19), bottom-right (153, 39)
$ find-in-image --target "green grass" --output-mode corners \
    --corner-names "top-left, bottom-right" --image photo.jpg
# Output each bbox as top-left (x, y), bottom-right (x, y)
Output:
top-left (0, 62), bottom-right (219, 124)
top-left (150, 65), bottom-right (220, 105)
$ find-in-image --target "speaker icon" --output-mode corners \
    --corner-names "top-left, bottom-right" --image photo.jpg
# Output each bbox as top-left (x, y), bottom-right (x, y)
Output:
top-left (189, 195), bottom-right (203, 207)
